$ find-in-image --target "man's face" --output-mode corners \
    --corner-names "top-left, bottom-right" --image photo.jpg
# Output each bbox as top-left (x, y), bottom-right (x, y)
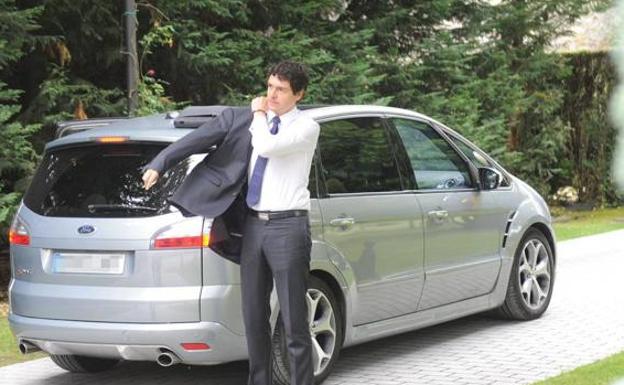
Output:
top-left (266, 74), bottom-right (304, 116)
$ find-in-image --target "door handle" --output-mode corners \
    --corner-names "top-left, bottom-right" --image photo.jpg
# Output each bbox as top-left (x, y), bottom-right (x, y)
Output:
top-left (329, 217), bottom-right (355, 227)
top-left (427, 210), bottom-right (449, 220)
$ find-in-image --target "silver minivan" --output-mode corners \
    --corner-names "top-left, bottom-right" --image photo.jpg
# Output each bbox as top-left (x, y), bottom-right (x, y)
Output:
top-left (9, 105), bottom-right (555, 384)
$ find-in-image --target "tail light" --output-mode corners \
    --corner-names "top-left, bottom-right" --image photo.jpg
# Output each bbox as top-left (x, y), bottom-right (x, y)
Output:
top-left (151, 218), bottom-right (212, 249)
top-left (9, 216), bottom-right (30, 246)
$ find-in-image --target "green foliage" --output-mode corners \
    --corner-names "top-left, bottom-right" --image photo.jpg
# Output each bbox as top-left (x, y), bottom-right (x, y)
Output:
top-left (138, 1), bottom-right (387, 106)
top-left (0, 88), bottom-right (40, 182)
top-left (139, 23), bottom-right (175, 72)
top-left (0, 1), bottom-right (41, 69)
top-left (25, 65), bottom-right (125, 126)
top-left (0, 1), bottom-right (43, 242)
top-left (135, 23), bottom-right (184, 116)
top-left (561, 52), bottom-right (620, 206)
top-left (0, 92), bottom-right (40, 237)
top-left (34, 1), bottom-right (124, 77)
top-left (135, 75), bottom-right (182, 116)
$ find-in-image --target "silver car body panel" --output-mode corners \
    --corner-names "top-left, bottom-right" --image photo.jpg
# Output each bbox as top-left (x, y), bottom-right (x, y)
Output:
top-left (318, 193), bottom-right (425, 326)
top-left (10, 105), bottom-right (554, 364)
top-left (9, 313), bottom-right (249, 365)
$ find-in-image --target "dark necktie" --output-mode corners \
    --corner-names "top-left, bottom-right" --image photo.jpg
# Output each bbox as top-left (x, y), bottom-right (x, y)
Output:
top-left (246, 116), bottom-right (280, 207)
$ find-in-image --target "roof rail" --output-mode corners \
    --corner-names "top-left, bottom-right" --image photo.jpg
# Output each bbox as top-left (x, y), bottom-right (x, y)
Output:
top-left (55, 117), bottom-right (128, 138)
top-left (298, 104), bottom-right (328, 110)
top-left (173, 105), bottom-right (230, 128)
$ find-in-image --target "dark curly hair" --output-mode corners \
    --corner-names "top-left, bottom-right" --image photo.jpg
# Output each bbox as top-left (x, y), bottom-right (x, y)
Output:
top-left (267, 61), bottom-right (309, 94)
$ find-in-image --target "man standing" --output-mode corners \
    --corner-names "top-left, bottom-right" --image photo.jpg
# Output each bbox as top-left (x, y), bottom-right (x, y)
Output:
top-left (143, 60), bottom-right (318, 384)
top-left (243, 61), bottom-right (320, 385)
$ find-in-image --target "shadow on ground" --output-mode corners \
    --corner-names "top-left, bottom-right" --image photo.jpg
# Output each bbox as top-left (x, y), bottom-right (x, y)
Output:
top-left (39, 359), bottom-right (249, 385)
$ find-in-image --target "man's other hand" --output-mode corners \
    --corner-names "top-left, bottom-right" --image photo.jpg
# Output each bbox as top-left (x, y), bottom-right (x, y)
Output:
top-left (142, 169), bottom-right (159, 190)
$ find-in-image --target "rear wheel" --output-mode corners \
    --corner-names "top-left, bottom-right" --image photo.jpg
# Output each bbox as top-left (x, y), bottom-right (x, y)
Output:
top-left (50, 354), bottom-right (120, 373)
top-left (496, 228), bottom-right (554, 320)
top-left (272, 276), bottom-right (343, 385)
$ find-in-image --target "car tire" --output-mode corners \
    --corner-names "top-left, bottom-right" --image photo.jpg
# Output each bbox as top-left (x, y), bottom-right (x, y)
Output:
top-left (271, 275), bottom-right (343, 385)
top-left (496, 228), bottom-right (555, 320)
top-left (50, 354), bottom-right (120, 373)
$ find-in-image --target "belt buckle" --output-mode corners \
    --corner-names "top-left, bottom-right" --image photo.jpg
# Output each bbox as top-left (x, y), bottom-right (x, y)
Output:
top-left (258, 212), bottom-right (270, 221)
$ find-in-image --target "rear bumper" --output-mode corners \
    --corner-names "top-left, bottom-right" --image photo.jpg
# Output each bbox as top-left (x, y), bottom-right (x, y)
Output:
top-left (8, 313), bottom-right (248, 365)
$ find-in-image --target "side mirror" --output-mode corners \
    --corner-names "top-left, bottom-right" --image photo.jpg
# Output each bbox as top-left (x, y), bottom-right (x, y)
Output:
top-left (479, 167), bottom-right (502, 190)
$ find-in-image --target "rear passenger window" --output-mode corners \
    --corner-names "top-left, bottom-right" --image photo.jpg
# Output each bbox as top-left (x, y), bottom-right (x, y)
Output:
top-left (318, 118), bottom-right (402, 194)
top-left (392, 119), bottom-right (474, 190)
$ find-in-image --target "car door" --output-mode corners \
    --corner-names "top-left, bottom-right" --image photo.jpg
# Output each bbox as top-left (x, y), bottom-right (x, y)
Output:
top-left (316, 116), bottom-right (425, 326)
top-left (388, 117), bottom-right (511, 310)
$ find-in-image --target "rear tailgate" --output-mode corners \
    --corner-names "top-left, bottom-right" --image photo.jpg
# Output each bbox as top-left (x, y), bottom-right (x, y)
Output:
top-left (10, 142), bottom-right (205, 323)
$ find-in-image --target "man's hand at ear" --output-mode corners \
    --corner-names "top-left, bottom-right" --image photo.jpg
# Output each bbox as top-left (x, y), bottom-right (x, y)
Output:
top-left (251, 96), bottom-right (268, 115)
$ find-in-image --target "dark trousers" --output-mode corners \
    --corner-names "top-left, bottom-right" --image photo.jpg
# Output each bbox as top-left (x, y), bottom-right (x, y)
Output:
top-left (240, 214), bottom-right (314, 385)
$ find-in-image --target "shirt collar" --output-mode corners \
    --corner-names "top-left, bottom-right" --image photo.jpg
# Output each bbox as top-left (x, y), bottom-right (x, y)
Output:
top-left (267, 106), bottom-right (299, 127)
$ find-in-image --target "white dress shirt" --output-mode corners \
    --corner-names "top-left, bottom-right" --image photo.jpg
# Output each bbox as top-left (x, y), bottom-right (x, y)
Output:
top-left (248, 107), bottom-right (320, 211)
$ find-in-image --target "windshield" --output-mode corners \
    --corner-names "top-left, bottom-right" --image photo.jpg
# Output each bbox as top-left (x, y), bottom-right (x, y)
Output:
top-left (23, 143), bottom-right (191, 218)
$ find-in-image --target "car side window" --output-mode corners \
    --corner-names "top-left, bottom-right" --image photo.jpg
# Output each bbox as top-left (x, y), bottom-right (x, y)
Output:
top-left (392, 118), bottom-right (474, 190)
top-left (447, 134), bottom-right (510, 188)
top-left (318, 117), bottom-right (402, 194)
top-left (308, 154), bottom-right (319, 198)
top-left (448, 136), bottom-right (491, 168)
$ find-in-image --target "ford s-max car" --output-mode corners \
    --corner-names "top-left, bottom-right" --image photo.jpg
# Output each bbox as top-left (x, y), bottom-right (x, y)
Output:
top-left (8, 105), bottom-right (555, 384)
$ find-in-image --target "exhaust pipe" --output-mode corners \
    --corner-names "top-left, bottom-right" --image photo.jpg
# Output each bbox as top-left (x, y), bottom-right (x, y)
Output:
top-left (18, 340), bottom-right (41, 354)
top-left (156, 349), bottom-right (180, 367)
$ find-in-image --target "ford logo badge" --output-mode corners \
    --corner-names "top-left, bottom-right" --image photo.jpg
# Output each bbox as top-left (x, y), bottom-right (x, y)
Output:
top-left (78, 225), bottom-right (96, 234)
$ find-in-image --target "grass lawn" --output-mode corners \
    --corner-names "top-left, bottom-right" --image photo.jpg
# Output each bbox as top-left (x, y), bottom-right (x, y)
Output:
top-left (533, 351), bottom-right (624, 385)
top-left (552, 206), bottom-right (624, 241)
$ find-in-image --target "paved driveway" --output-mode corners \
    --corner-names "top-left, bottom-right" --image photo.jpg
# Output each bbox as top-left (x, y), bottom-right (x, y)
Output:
top-left (2, 230), bottom-right (624, 385)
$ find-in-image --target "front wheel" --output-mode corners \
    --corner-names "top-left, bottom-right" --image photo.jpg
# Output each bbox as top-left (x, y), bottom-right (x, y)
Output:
top-left (272, 275), bottom-right (343, 385)
top-left (50, 354), bottom-right (120, 373)
top-left (496, 228), bottom-right (555, 320)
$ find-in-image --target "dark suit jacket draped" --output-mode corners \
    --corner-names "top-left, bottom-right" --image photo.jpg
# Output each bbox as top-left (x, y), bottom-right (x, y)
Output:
top-left (144, 106), bottom-right (253, 218)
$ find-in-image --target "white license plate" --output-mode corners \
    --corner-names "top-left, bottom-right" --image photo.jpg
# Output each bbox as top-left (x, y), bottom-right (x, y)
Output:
top-left (51, 252), bottom-right (126, 275)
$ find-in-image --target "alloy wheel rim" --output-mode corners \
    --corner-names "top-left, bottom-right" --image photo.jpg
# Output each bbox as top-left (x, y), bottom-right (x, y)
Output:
top-left (306, 288), bottom-right (337, 375)
top-left (518, 238), bottom-right (551, 310)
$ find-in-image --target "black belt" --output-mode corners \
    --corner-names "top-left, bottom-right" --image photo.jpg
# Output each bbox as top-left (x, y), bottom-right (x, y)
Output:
top-left (250, 209), bottom-right (308, 221)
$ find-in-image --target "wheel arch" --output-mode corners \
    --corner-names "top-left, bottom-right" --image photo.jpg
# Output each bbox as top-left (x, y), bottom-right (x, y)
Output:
top-left (528, 222), bottom-right (556, 265)
top-left (310, 269), bottom-right (347, 347)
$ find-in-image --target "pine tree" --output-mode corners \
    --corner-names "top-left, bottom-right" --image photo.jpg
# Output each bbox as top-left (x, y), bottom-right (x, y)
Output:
top-left (0, 0), bottom-right (42, 238)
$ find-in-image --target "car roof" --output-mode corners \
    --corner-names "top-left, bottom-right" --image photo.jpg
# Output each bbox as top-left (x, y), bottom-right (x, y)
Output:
top-left (46, 105), bottom-right (431, 151)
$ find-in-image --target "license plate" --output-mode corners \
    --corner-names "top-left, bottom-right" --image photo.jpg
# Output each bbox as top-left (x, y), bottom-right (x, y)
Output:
top-left (51, 251), bottom-right (126, 275)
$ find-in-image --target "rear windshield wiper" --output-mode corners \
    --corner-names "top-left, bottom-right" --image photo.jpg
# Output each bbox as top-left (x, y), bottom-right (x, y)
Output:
top-left (87, 204), bottom-right (158, 213)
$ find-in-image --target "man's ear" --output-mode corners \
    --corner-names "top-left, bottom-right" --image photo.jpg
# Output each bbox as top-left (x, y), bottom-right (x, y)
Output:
top-left (295, 90), bottom-right (305, 102)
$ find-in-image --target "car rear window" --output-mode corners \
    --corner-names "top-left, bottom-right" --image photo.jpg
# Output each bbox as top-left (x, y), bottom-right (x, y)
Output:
top-left (23, 143), bottom-right (190, 217)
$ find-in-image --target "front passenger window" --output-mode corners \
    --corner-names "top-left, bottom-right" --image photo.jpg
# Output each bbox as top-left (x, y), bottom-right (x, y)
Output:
top-left (392, 119), bottom-right (474, 190)
top-left (448, 134), bottom-right (510, 188)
